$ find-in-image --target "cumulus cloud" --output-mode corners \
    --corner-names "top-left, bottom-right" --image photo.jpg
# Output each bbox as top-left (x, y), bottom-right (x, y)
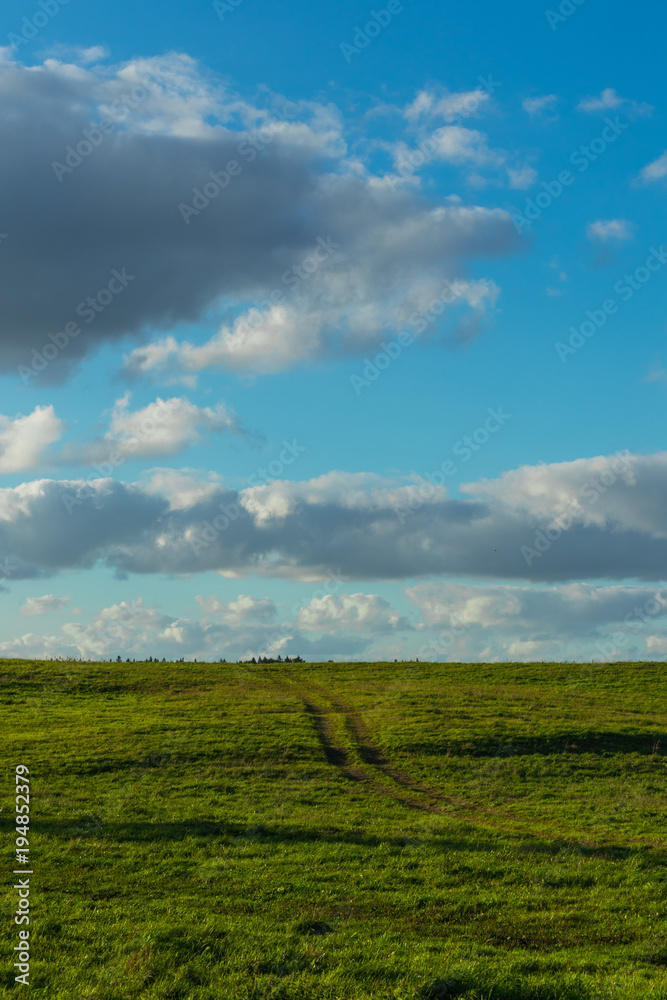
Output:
top-left (0, 591), bottom-right (375, 661)
top-left (5, 579), bottom-right (667, 662)
top-left (122, 200), bottom-right (513, 379)
top-left (407, 580), bottom-right (667, 631)
top-left (3, 451), bottom-right (667, 585)
top-left (646, 634), bottom-right (667, 655)
top-left (391, 114), bottom-right (535, 193)
top-left (638, 151), bottom-right (667, 184)
top-left (195, 593), bottom-right (277, 624)
top-left (0, 632), bottom-right (68, 659)
top-left (57, 394), bottom-right (243, 465)
top-left (20, 594), bottom-right (70, 616)
top-left (407, 580), bottom-right (667, 662)
top-left (0, 51), bottom-right (519, 381)
top-left (0, 477), bottom-right (166, 578)
top-left (586, 219), bottom-right (634, 242)
top-left (297, 593), bottom-right (411, 633)
top-left (0, 405), bottom-right (64, 473)
top-left (428, 127), bottom-right (503, 167)
top-left (577, 88), bottom-right (653, 118)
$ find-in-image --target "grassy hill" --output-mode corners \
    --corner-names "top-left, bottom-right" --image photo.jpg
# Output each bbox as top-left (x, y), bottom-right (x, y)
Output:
top-left (2, 657), bottom-right (667, 999)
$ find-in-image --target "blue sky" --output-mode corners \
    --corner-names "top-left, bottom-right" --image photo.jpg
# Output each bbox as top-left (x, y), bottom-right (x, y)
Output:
top-left (1, 0), bottom-right (667, 662)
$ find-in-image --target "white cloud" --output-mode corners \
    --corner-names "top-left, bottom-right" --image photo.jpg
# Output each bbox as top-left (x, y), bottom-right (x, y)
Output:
top-left (123, 204), bottom-right (513, 379)
top-left (0, 405), bottom-right (64, 473)
top-left (20, 594), bottom-right (70, 617)
top-left (638, 151), bottom-right (667, 184)
top-left (407, 580), bottom-right (667, 662)
top-left (506, 165), bottom-right (537, 189)
top-left (586, 219), bottom-right (634, 242)
top-left (297, 593), bottom-right (410, 633)
top-left (195, 594), bottom-right (277, 624)
top-left (404, 88), bottom-right (491, 122)
top-left (646, 634), bottom-right (667, 655)
top-left (128, 305), bottom-right (325, 377)
top-left (58, 395), bottom-right (241, 465)
top-left (522, 95), bottom-right (559, 118)
top-left (408, 582), bottom-right (522, 628)
top-left (392, 102), bottom-right (537, 192)
top-left (141, 468), bottom-right (225, 511)
top-left (463, 451), bottom-right (654, 533)
top-left (429, 126), bottom-right (503, 166)
top-left (80, 46), bottom-right (109, 63)
top-left (5, 579), bottom-right (667, 663)
top-left (577, 88), bottom-right (653, 118)
top-left (0, 631), bottom-right (66, 659)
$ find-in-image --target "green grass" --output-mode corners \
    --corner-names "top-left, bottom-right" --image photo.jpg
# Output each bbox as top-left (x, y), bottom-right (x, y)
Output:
top-left (2, 658), bottom-right (667, 998)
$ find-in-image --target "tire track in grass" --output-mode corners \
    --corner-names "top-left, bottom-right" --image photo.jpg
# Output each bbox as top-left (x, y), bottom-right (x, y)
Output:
top-left (280, 678), bottom-right (497, 820)
top-left (309, 685), bottom-right (475, 811)
top-left (301, 698), bottom-right (364, 781)
top-left (275, 675), bottom-right (667, 849)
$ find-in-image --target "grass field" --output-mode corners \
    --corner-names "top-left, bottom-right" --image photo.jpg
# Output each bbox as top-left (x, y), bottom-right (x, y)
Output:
top-left (2, 657), bottom-right (667, 999)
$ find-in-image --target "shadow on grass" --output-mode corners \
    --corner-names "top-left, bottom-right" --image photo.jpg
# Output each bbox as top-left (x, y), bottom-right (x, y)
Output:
top-left (419, 974), bottom-right (594, 1000)
top-left (405, 731), bottom-right (665, 758)
top-left (3, 817), bottom-right (664, 870)
top-left (15, 817), bottom-right (506, 852)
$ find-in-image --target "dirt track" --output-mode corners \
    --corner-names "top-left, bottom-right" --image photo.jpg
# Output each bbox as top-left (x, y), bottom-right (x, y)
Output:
top-left (279, 677), bottom-right (518, 822)
top-left (271, 674), bottom-right (665, 850)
